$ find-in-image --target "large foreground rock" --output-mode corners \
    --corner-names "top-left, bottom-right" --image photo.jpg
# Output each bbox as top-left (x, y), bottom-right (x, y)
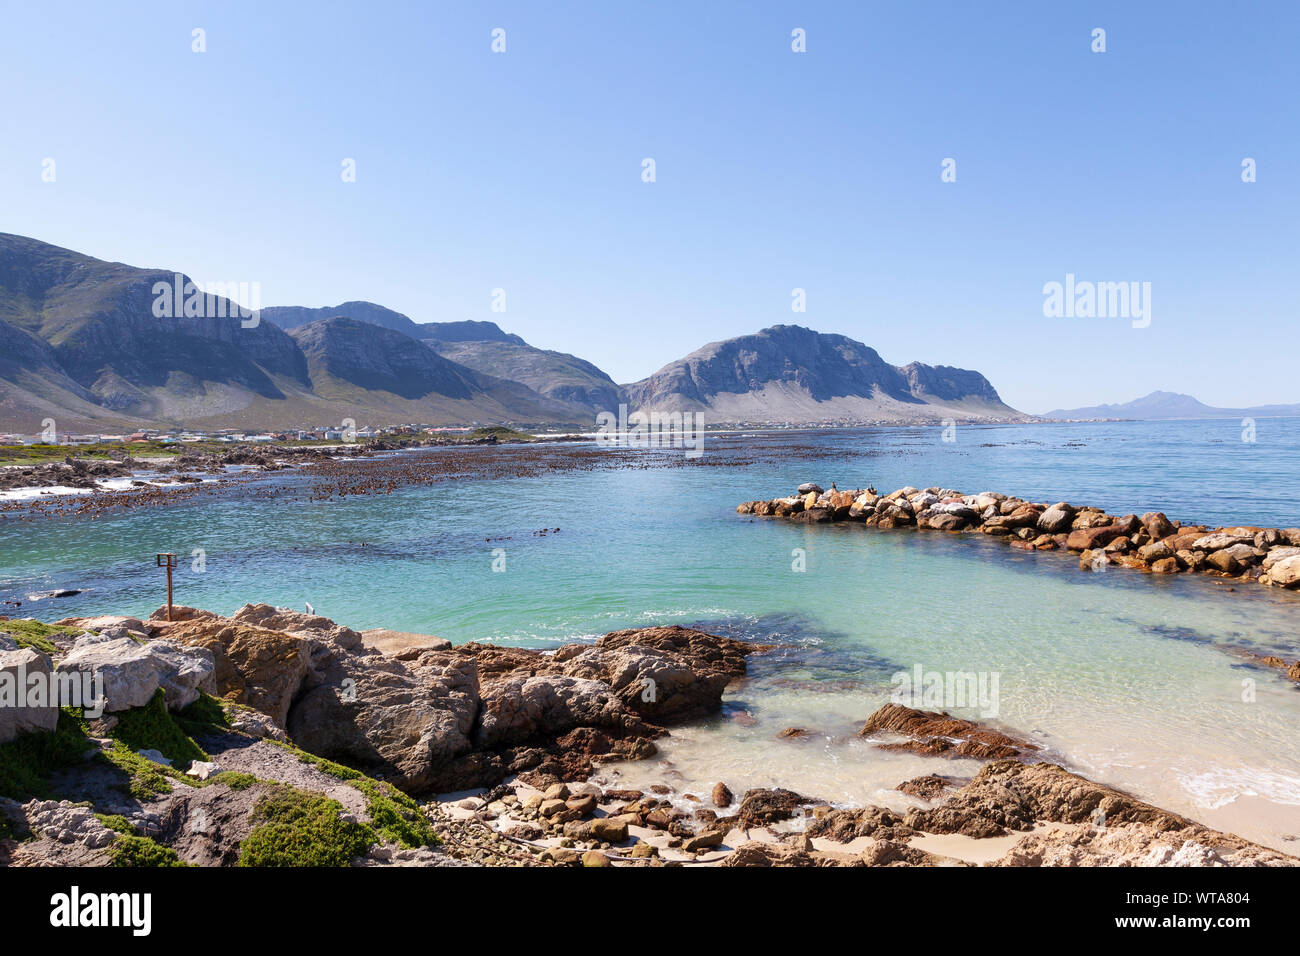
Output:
top-left (0, 648), bottom-right (59, 742)
top-left (166, 620), bottom-right (312, 727)
top-left (555, 625), bottom-right (767, 723)
top-left (55, 634), bottom-right (215, 712)
top-left (288, 645), bottom-right (480, 793)
top-left (108, 606), bottom-right (770, 795)
top-left (474, 674), bottom-right (649, 750)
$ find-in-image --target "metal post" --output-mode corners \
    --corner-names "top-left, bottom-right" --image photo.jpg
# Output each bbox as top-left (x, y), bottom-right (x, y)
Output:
top-left (155, 553), bottom-right (178, 621)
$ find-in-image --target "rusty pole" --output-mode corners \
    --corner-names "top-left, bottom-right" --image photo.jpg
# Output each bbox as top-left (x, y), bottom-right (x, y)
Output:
top-left (156, 553), bottom-right (178, 621)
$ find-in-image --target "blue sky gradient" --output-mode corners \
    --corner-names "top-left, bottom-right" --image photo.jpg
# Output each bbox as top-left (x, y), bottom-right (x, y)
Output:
top-left (2, 0), bottom-right (1296, 412)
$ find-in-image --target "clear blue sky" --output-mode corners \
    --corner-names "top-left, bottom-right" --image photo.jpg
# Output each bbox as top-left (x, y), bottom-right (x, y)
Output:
top-left (2, 0), bottom-right (1296, 412)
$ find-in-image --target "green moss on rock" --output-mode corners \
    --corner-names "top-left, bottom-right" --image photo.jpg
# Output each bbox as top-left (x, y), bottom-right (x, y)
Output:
top-left (266, 739), bottom-right (436, 848)
top-left (0, 619), bottom-right (77, 655)
top-left (95, 813), bottom-right (137, 835)
top-left (209, 771), bottom-right (258, 790)
top-left (352, 778), bottom-right (436, 849)
top-left (238, 785), bottom-right (376, 867)
top-left (175, 693), bottom-right (231, 737)
top-left (111, 690), bottom-right (208, 768)
top-left (100, 743), bottom-right (176, 799)
top-left (0, 710), bottom-right (91, 799)
top-left (109, 833), bottom-right (189, 867)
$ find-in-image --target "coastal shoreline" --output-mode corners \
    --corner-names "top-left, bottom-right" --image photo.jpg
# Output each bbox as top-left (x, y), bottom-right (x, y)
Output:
top-left (2, 602), bottom-right (1294, 867)
top-left (0, 432), bottom-right (588, 519)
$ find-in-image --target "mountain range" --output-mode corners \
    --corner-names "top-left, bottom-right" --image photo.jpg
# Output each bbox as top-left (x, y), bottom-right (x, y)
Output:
top-left (0, 233), bottom-right (1023, 431)
top-left (1041, 391), bottom-right (1300, 421)
top-left (624, 325), bottom-right (1012, 423)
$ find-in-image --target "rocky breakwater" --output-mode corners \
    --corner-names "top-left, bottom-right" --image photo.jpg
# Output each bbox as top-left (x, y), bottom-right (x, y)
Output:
top-left (738, 483), bottom-right (1300, 592)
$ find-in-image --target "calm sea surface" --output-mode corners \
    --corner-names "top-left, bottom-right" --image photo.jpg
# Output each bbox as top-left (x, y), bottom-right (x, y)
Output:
top-left (3, 419), bottom-right (1299, 849)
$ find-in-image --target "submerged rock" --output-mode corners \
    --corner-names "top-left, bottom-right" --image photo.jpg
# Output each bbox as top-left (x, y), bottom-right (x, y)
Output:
top-left (735, 787), bottom-right (816, 828)
top-left (895, 773), bottom-right (957, 800)
top-left (858, 703), bottom-right (1037, 760)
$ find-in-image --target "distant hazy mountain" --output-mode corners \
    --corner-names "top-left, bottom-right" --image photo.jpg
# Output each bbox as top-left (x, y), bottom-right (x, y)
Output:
top-left (268, 306), bottom-right (616, 412)
top-left (623, 325), bottom-right (1021, 423)
top-left (428, 338), bottom-right (626, 413)
top-left (262, 301), bottom-right (423, 338)
top-left (1041, 390), bottom-right (1300, 420)
top-left (422, 320), bottom-right (525, 346)
top-left (288, 317), bottom-right (592, 423)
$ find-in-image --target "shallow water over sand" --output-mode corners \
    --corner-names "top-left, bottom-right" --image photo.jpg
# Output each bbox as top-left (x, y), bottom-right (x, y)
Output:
top-left (3, 420), bottom-right (1299, 850)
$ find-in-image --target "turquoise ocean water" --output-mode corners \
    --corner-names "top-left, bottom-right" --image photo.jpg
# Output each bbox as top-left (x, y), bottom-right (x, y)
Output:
top-left (3, 419), bottom-right (1299, 848)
